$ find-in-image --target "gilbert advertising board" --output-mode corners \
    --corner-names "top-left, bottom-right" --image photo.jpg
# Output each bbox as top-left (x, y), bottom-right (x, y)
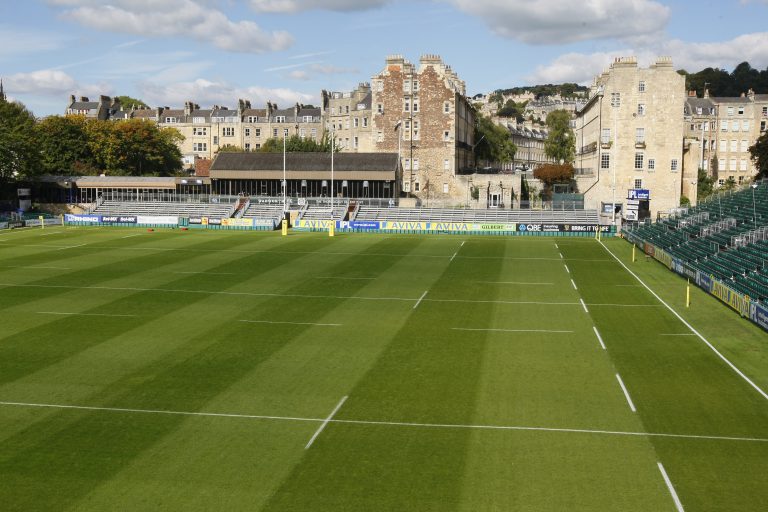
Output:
top-left (476, 223), bottom-right (517, 232)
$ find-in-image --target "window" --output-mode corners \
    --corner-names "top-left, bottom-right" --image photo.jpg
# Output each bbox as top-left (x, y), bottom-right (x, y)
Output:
top-left (738, 106), bottom-right (744, 115)
top-left (244, 128), bottom-right (250, 137)
top-left (763, 106), bottom-right (768, 117)
top-left (345, 120), bottom-right (350, 129)
top-left (703, 159), bottom-right (709, 170)
top-left (648, 158), bottom-right (655, 171)
top-left (740, 159), bottom-right (748, 171)
top-left (415, 182), bottom-right (420, 192)
top-left (164, 117), bottom-right (177, 123)
top-left (193, 142), bottom-right (207, 152)
top-left (413, 80), bottom-right (419, 92)
top-left (405, 158), bottom-right (411, 170)
top-left (444, 130), bottom-right (450, 141)
top-left (412, 102), bottom-right (419, 112)
top-left (255, 128), bottom-right (261, 137)
top-left (638, 81), bottom-right (646, 92)
top-left (732, 121), bottom-right (739, 131)
top-left (720, 139), bottom-right (727, 152)
top-left (444, 159), bottom-right (449, 170)
top-left (311, 128), bottom-right (317, 139)
top-left (601, 128), bottom-right (611, 144)
top-left (730, 158), bottom-right (737, 170)
top-left (363, 117), bottom-right (368, 128)
top-left (403, 181), bottom-right (410, 192)
top-left (634, 153), bottom-right (644, 169)
top-left (696, 107), bottom-right (703, 115)
top-left (413, 159), bottom-right (419, 170)
top-left (353, 118), bottom-right (359, 128)
top-left (193, 116), bottom-right (206, 124)
top-left (610, 93), bottom-right (620, 107)
top-left (719, 158), bottom-right (725, 171)
top-left (635, 128), bottom-right (645, 144)
top-left (601, 153), bottom-right (610, 169)
top-left (742, 120), bottom-right (749, 131)
top-left (721, 120), bottom-right (728, 132)
top-left (637, 104), bottom-right (646, 116)
top-left (718, 178), bottom-right (725, 186)
top-left (730, 140), bottom-right (738, 152)
top-left (345, 106), bottom-right (349, 114)
top-left (213, 136), bottom-right (218, 145)
top-left (377, 130), bottom-right (383, 142)
top-left (762, 121), bottom-right (767, 132)
top-left (404, 119), bottom-right (411, 131)
top-left (274, 115), bottom-right (285, 123)
top-left (727, 107), bottom-right (734, 116)
top-left (273, 128), bottom-right (278, 137)
top-left (739, 175), bottom-right (745, 184)
top-left (634, 179), bottom-right (643, 189)
top-left (223, 127), bottom-right (234, 137)
top-left (404, 101), bottom-right (410, 112)
top-left (300, 128), bottom-right (306, 138)
top-left (247, 116), bottom-right (259, 123)
top-left (403, 81), bottom-right (411, 93)
top-left (444, 102), bottom-right (450, 113)
top-left (670, 159), bottom-right (678, 172)
top-left (741, 139), bottom-right (749, 152)
top-left (377, 104), bottom-right (383, 114)
top-left (244, 143), bottom-right (251, 151)
top-left (192, 127), bottom-right (207, 136)
top-left (443, 183), bottom-right (448, 194)
top-left (353, 136), bottom-right (358, 148)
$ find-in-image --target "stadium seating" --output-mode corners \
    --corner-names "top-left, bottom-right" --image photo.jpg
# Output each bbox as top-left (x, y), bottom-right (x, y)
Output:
top-left (241, 203), bottom-right (285, 225)
top-left (298, 202), bottom-right (349, 221)
top-left (354, 206), bottom-right (600, 224)
top-left (625, 181), bottom-right (768, 303)
top-left (93, 200), bottom-right (234, 218)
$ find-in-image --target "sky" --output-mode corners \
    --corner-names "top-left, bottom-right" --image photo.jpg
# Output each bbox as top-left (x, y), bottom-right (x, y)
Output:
top-left (2, 0), bottom-right (768, 117)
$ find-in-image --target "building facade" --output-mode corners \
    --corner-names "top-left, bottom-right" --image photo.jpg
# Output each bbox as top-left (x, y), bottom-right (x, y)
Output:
top-left (371, 54), bottom-right (475, 201)
top-left (574, 56), bottom-right (685, 221)
top-left (322, 84), bottom-right (374, 153)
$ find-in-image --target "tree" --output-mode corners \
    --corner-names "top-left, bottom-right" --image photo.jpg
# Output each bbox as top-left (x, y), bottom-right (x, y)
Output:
top-left (260, 133), bottom-right (332, 153)
top-left (0, 97), bottom-right (39, 179)
top-left (36, 115), bottom-right (96, 175)
top-left (115, 95), bottom-right (148, 109)
top-left (474, 116), bottom-right (516, 166)
top-left (749, 131), bottom-right (768, 179)
top-left (533, 163), bottom-right (574, 199)
top-left (544, 109), bottom-right (575, 164)
top-left (697, 168), bottom-right (714, 200)
top-left (217, 144), bottom-right (245, 153)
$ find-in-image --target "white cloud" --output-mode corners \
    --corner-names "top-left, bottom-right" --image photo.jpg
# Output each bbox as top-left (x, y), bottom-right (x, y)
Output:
top-left (527, 32), bottom-right (768, 84)
top-left (250, 0), bottom-right (388, 13)
top-left (138, 78), bottom-right (315, 108)
top-left (449, 0), bottom-right (669, 44)
top-left (5, 69), bottom-right (112, 98)
top-left (50, 0), bottom-right (293, 53)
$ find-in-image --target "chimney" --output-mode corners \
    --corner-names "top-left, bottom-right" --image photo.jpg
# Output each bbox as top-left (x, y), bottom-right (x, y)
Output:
top-left (748, 89), bottom-right (755, 101)
top-left (704, 89), bottom-right (710, 99)
top-left (69, 94), bottom-right (76, 105)
top-left (81, 96), bottom-right (89, 102)
top-left (184, 101), bottom-right (192, 116)
top-left (688, 90), bottom-right (697, 97)
top-left (156, 107), bottom-right (163, 119)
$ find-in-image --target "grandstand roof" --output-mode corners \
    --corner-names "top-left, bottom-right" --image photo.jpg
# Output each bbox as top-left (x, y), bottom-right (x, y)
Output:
top-left (209, 152), bottom-right (398, 181)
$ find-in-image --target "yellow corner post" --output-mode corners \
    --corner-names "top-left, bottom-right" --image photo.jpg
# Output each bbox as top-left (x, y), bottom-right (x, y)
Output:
top-left (632, 244), bottom-right (636, 262)
top-left (39, 215), bottom-right (44, 229)
top-left (281, 219), bottom-right (288, 236)
top-left (686, 279), bottom-right (691, 308)
top-left (328, 221), bottom-right (335, 237)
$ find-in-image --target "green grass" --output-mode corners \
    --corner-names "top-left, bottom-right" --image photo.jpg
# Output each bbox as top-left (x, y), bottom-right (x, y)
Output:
top-left (0, 226), bottom-right (766, 511)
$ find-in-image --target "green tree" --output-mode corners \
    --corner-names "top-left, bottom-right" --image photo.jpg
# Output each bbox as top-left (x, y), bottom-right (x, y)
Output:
top-left (533, 163), bottom-right (574, 199)
top-left (260, 133), bottom-right (332, 153)
top-left (0, 97), bottom-right (39, 179)
top-left (474, 116), bottom-right (516, 166)
top-left (36, 115), bottom-right (96, 175)
top-left (749, 131), bottom-right (768, 179)
top-left (697, 168), bottom-right (714, 200)
top-left (115, 95), bottom-right (149, 109)
top-left (217, 144), bottom-right (245, 153)
top-left (544, 109), bottom-right (575, 164)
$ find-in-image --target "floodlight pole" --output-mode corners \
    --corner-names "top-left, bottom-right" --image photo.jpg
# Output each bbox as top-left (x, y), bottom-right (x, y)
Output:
top-left (282, 129), bottom-right (287, 215)
top-left (752, 183), bottom-right (758, 226)
top-left (331, 124), bottom-right (334, 211)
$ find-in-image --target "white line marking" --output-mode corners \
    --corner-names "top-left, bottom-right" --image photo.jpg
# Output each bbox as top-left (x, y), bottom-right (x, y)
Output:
top-left (615, 284), bottom-right (642, 287)
top-left (239, 320), bottom-right (341, 327)
top-left (0, 400), bottom-right (765, 444)
top-left (414, 290), bottom-right (428, 309)
top-left (56, 243), bottom-right (86, 251)
top-left (571, 279), bottom-right (578, 290)
top-left (660, 333), bottom-right (697, 337)
top-left (580, 298), bottom-right (589, 313)
top-left (477, 281), bottom-right (553, 285)
top-left (559, 252), bottom-right (563, 259)
top-left (305, 396), bottom-right (348, 449)
top-left (40, 232), bottom-right (58, 236)
top-left (121, 234), bottom-right (141, 239)
top-left (657, 463), bottom-right (685, 511)
top-left (0, 283), bottom-right (659, 308)
top-left (615, 373), bottom-right (636, 412)
top-left (172, 271), bottom-right (235, 275)
top-left (460, 241), bottom-right (465, 247)
top-left (593, 326), bottom-right (606, 350)
top-left (0, 265), bottom-right (71, 270)
top-left (450, 251), bottom-right (458, 262)
top-left (36, 311), bottom-right (136, 317)
top-left (452, 328), bottom-right (573, 333)
top-left (554, 243), bottom-right (559, 249)
top-left (599, 240), bottom-right (768, 402)
top-left (316, 276), bottom-right (375, 280)
top-left (564, 264), bottom-right (570, 274)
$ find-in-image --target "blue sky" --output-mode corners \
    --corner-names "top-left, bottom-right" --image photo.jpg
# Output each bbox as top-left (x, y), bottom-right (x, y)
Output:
top-left (2, 0), bottom-right (768, 117)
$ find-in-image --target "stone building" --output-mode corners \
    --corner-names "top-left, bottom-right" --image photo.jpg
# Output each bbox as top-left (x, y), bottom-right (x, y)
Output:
top-left (683, 89), bottom-right (768, 196)
top-left (322, 83), bottom-right (373, 152)
top-left (66, 95), bottom-right (120, 120)
top-left (574, 56), bottom-right (685, 222)
top-left (371, 54), bottom-right (475, 201)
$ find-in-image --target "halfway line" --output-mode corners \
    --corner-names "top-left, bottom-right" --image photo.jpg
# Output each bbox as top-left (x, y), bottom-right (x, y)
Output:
top-left (239, 320), bottom-right (341, 327)
top-left (36, 311), bottom-right (136, 318)
top-left (452, 328), bottom-right (573, 333)
top-left (0, 400), bottom-right (765, 444)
